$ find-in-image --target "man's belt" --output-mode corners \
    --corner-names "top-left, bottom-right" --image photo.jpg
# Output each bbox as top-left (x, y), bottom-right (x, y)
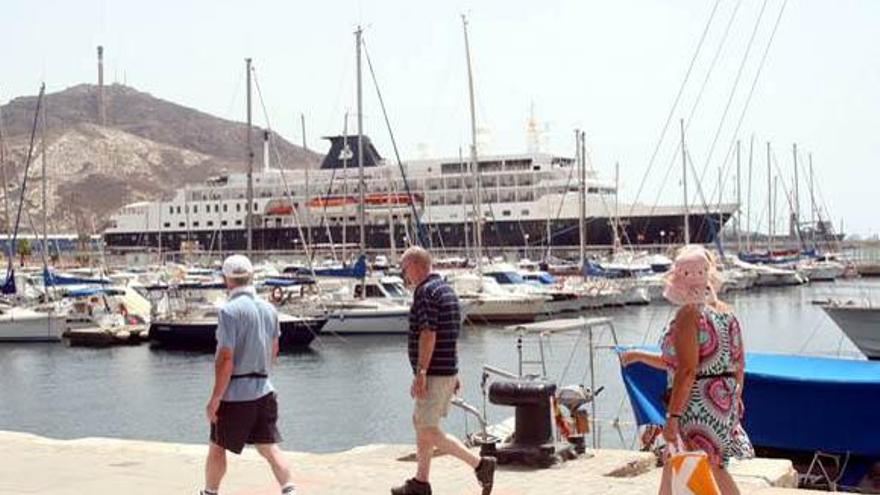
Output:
top-left (231, 372), bottom-right (269, 380)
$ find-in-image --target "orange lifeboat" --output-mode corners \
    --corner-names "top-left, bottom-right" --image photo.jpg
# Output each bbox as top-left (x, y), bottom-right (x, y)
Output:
top-left (308, 196), bottom-right (357, 208)
top-left (265, 199), bottom-right (295, 216)
top-left (364, 193), bottom-right (423, 206)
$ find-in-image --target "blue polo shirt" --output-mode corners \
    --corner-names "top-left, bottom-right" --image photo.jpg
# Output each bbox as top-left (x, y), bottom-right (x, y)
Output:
top-left (408, 273), bottom-right (460, 376)
top-left (216, 286), bottom-right (280, 402)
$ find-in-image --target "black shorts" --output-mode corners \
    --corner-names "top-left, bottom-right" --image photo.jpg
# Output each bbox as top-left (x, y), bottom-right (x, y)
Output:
top-left (210, 392), bottom-right (282, 454)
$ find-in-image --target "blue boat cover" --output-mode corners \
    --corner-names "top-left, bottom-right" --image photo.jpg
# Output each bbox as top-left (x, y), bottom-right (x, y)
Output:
top-left (619, 348), bottom-right (880, 457)
top-left (311, 254), bottom-right (367, 279)
top-left (43, 268), bottom-right (110, 286)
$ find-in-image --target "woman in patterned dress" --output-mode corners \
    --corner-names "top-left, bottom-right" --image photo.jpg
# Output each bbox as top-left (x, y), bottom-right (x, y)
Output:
top-left (621, 245), bottom-right (754, 495)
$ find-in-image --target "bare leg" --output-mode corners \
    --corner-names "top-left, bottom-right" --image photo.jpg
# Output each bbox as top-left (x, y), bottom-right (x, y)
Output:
top-left (420, 426), bottom-right (480, 468)
top-left (255, 444), bottom-right (293, 487)
top-left (415, 426), bottom-right (436, 482)
top-left (711, 465), bottom-right (741, 495)
top-left (205, 443), bottom-right (227, 492)
top-left (658, 463), bottom-right (672, 495)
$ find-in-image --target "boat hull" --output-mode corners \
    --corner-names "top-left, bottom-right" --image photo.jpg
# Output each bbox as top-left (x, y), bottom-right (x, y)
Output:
top-left (148, 316), bottom-right (326, 350)
top-left (0, 313), bottom-right (64, 343)
top-left (822, 305), bottom-right (880, 359)
top-left (321, 307), bottom-right (411, 335)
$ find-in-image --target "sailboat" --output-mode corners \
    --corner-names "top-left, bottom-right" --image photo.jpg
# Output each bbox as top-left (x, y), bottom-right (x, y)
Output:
top-left (0, 84), bottom-right (65, 342)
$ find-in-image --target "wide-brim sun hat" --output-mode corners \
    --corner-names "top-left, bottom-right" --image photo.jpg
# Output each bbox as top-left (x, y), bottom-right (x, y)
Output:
top-left (662, 245), bottom-right (722, 306)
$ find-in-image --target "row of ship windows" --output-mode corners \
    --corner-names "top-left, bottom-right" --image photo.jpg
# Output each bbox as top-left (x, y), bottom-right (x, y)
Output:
top-left (163, 220), bottom-right (243, 228)
top-left (168, 203), bottom-right (259, 215)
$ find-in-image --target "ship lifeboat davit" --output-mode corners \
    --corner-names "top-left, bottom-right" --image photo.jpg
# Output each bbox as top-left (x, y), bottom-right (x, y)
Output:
top-left (364, 193), bottom-right (423, 206)
top-left (265, 199), bottom-right (295, 216)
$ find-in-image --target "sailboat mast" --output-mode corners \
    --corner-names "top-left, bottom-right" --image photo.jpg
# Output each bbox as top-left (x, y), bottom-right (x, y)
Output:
top-left (41, 91), bottom-right (48, 261)
top-left (747, 136), bottom-right (754, 252)
top-left (301, 113), bottom-right (311, 248)
top-left (342, 115), bottom-right (349, 263)
top-left (0, 97), bottom-right (10, 236)
top-left (792, 143), bottom-right (799, 239)
top-left (613, 161), bottom-right (621, 253)
top-left (812, 153), bottom-right (818, 244)
top-left (462, 15), bottom-right (482, 274)
top-left (680, 119), bottom-right (690, 245)
top-left (460, 146), bottom-right (469, 256)
top-left (735, 140), bottom-right (741, 252)
top-left (355, 26), bottom-right (367, 258)
top-left (245, 58), bottom-right (254, 256)
top-left (577, 130), bottom-right (586, 268)
top-left (766, 141), bottom-right (772, 252)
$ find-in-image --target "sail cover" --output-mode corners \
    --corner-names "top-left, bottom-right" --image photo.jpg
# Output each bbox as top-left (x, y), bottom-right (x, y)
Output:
top-left (619, 348), bottom-right (880, 457)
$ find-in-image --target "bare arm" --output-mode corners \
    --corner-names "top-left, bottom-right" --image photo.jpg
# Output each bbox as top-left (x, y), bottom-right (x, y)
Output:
top-left (620, 350), bottom-right (666, 370)
top-left (211, 347), bottom-right (235, 402)
top-left (417, 327), bottom-right (437, 373)
top-left (273, 338), bottom-right (280, 365)
top-left (667, 305), bottom-right (700, 417)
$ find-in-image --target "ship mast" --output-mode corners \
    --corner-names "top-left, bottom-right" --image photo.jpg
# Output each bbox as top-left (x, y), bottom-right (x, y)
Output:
top-left (41, 87), bottom-right (48, 262)
top-left (245, 58), bottom-right (254, 256)
top-left (462, 15), bottom-right (482, 275)
top-left (577, 130), bottom-right (586, 268)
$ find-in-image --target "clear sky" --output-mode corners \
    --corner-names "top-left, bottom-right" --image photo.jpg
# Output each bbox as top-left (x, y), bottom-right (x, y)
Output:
top-left (2, 0), bottom-right (878, 236)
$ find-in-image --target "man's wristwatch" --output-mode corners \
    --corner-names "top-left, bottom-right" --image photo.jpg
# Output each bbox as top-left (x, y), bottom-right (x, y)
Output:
top-left (417, 367), bottom-right (428, 376)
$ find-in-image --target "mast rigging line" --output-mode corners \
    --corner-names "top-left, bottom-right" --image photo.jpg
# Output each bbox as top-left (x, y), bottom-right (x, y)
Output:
top-left (636, 0), bottom-right (743, 239)
top-left (626, 0), bottom-right (722, 221)
top-left (694, 0), bottom-right (771, 195)
top-left (250, 68), bottom-right (320, 276)
top-left (694, 0), bottom-right (789, 239)
top-left (4, 83), bottom-right (44, 287)
top-left (361, 37), bottom-right (431, 249)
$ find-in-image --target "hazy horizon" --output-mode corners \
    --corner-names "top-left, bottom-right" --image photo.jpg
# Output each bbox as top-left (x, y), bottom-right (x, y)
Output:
top-left (2, 0), bottom-right (878, 236)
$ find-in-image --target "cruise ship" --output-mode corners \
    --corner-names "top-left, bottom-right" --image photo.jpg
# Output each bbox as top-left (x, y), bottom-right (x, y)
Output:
top-left (103, 134), bottom-right (735, 252)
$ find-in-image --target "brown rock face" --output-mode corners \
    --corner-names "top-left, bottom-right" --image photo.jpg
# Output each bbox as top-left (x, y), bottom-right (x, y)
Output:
top-left (0, 84), bottom-right (321, 234)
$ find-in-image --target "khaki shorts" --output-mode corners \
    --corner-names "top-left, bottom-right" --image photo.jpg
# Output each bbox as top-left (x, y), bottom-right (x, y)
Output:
top-left (414, 375), bottom-right (458, 429)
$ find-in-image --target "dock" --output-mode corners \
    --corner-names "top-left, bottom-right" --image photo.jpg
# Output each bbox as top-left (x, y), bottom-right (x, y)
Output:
top-left (63, 325), bottom-right (149, 347)
top-left (0, 431), bottom-right (811, 494)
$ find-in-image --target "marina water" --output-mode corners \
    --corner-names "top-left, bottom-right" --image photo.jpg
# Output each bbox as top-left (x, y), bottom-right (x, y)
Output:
top-left (0, 278), bottom-right (874, 453)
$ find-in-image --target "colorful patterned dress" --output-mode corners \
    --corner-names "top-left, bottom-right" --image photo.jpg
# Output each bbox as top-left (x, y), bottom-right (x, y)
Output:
top-left (660, 305), bottom-right (755, 467)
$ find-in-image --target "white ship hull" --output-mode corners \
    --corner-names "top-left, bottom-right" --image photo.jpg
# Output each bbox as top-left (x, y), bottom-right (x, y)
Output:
top-left (0, 307), bottom-right (65, 343)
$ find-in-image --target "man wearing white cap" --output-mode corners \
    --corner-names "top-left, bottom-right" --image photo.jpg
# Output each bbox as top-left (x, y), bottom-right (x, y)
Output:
top-left (200, 254), bottom-right (296, 495)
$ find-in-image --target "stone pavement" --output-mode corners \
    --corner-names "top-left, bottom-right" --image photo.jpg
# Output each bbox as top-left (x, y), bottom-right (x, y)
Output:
top-left (0, 431), bottom-right (812, 494)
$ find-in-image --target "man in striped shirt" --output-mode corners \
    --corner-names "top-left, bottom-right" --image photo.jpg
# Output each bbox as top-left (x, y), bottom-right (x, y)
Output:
top-left (392, 246), bottom-right (496, 495)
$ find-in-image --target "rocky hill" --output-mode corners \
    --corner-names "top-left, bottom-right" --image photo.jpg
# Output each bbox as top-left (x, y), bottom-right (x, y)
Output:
top-left (0, 84), bottom-right (321, 234)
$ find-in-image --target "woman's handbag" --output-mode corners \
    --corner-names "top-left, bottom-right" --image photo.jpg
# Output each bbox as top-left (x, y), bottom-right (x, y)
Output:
top-left (667, 439), bottom-right (721, 495)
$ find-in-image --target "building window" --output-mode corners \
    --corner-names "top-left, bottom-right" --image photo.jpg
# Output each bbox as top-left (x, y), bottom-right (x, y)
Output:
top-left (502, 210), bottom-right (511, 217)
top-left (176, 206), bottom-right (181, 214)
top-left (223, 204), bottom-right (228, 212)
top-left (235, 220), bottom-right (242, 226)
top-left (178, 222), bottom-right (185, 227)
top-left (193, 221), bottom-right (199, 227)
top-left (207, 221), bottom-right (214, 227)
top-left (236, 203), bottom-right (241, 212)
top-left (193, 206), bottom-right (198, 214)
top-left (521, 209), bottom-right (530, 216)
top-left (163, 222), bottom-right (171, 228)
top-left (221, 220), bottom-right (228, 226)
top-left (169, 207), bottom-right (174, 215)
top-left (253, 202), bottom-right (258, 211)
top-left (214, 204), bottom-right (219, 213)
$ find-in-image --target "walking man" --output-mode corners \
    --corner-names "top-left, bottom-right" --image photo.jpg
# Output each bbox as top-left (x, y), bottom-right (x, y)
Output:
top-left (392, 246), bottom-right (496, 495)
top-left (201, 254), bottom-right (296, 495)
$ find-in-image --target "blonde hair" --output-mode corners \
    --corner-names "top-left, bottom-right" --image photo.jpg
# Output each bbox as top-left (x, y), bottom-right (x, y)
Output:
top-left (401, 246), bottom-right (432, 270)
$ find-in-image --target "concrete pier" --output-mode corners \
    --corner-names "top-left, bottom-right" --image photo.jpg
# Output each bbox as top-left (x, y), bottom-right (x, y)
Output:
top-left (0, 431), bottom-right (811, 494)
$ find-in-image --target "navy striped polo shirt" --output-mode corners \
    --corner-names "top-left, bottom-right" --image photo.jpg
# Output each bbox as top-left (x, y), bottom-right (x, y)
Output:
top-left (408, 273), bottom-right (460, 376)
